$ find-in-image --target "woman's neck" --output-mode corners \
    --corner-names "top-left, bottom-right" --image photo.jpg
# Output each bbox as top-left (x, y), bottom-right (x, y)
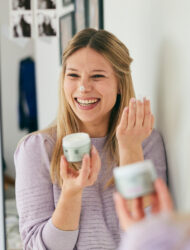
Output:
top-left (79, 122), bottom-right (108, 138)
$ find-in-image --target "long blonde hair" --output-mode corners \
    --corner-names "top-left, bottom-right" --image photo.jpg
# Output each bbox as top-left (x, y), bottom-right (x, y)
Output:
top-left (46, 28), bottom-right (135, 187)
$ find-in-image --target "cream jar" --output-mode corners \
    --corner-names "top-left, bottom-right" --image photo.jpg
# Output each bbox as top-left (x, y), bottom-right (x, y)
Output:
top-left (113, 160), bottom-right (157, 199)
top-left (62, 132), bottom-right (91, 162)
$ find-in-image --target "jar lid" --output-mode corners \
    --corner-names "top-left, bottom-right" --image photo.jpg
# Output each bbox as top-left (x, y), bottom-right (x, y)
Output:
top-left (62, 132), bottom-right (91, 148)
top-left (113, 160), bottom-right (157, 180)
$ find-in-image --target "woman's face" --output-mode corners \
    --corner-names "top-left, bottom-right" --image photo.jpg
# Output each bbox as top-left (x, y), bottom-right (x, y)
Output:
top-left (64, 47), bottom-right (119, 130)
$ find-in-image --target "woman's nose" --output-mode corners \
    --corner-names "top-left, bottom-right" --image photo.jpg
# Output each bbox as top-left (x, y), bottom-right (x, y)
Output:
top-left (79, 78), bottom-right (92, 92)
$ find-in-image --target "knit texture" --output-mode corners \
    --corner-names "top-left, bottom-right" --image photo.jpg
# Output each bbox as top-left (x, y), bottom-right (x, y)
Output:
top-left (14, 129), bottom-right (167, 250)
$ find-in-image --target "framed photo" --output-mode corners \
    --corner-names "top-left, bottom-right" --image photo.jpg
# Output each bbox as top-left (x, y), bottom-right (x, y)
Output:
top-left (74, 0), bottom-right (86, 33)
top-left (59, 12), bottom-right (75, 64)
top-left (62, 0), bottom-right (74, 6)
top-left (85, 0), bottom-right (104, 29)
top-left (12, 0), bottom-right (31, 10)
top-left (37, 12), bottom-right (57, 37)
top-left (37, 0), bottom-right (56, 9)
top-left (11, 12), bottom-right (32, 38)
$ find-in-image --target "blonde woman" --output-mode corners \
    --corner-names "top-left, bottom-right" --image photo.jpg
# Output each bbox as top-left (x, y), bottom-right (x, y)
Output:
top-left (14, 28), bottom-right (167, 250)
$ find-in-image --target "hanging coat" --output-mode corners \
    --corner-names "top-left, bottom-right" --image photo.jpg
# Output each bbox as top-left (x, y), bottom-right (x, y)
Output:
top-left (19, 57), bottom-right (38, 132)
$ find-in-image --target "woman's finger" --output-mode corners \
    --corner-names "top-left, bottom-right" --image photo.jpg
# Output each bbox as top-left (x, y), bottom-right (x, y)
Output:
top-left (143, 112), bottom-right (152, 130)
top-left (143, 99), bottom-right (151, 126)
top-left (113, 192), bottom-right (131, 231)
top-left (78, 154), bottom-right (91, 186)
top-left (150, 193), bottom-right (160, 214)
top-left (154, 178), bottom-right (174, 212)
top-left (118, 106), bottom-right (129, 131)
top-left (60, 155), bottom-right (68, 179)
top-left (144, 98), bottom-right (151, 116)
top-left (128, 98), bottom-right (136, 129)
top-left (131, 197), bottom-right (145, 220)
top-left (135, 100), bottom-right (144, 128)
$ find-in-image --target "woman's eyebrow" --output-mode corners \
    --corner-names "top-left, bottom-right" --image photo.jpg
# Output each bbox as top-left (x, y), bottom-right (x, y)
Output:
top-left (66, 68), bottom-right (78, 71)
top-left (66, 68), bottom-right (107, 73)
top-left (91, 69), bottom-right (107, 73)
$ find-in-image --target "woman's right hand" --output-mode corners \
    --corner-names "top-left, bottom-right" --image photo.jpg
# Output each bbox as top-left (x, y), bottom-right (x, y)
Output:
top-left (60, 145), bottom-right (101, 197)
top-left (114, 178), bottom-right (174, 231)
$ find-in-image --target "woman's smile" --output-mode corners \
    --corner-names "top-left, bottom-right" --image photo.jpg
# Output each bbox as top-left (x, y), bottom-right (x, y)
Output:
top-left (74, 97), bottom-right (100, 110)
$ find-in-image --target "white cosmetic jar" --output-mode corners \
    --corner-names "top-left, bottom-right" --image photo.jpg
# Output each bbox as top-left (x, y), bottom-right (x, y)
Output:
top-left (113, 160), bottom-right (157, 199)
top-left (62, 132), bottom-right (91, 162)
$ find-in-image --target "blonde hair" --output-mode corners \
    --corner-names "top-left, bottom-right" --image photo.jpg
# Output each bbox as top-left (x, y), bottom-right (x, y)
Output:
top-left (44, 28), bottom-right (135, 187)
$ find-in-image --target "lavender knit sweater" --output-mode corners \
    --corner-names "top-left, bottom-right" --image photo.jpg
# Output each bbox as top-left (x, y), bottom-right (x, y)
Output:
top-left (14, 129), bottom-right (167, 250)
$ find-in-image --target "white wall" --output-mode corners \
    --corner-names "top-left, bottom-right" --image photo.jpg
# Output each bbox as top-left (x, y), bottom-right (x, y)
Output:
top-left (35, 3), bottom-right (75, 129)
top-left (104, 0), bottom-right (190, 211)
top-left (0, 0), bottom-right (34, 178)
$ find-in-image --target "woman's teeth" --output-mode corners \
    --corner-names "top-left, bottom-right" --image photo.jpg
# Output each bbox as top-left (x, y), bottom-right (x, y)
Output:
top-left (76, 98), bottom-right (99, 105)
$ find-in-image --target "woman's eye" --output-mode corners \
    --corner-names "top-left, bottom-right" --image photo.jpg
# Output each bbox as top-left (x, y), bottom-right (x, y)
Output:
top-left (67, 74), bottom-right (79, 78)
top-left (92, 74), bottom-right (105, 79)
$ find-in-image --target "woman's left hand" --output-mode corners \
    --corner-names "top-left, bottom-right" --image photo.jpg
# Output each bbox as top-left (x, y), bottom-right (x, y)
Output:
top-left (116, 97), bottom-right (154, 149)
top-left (116, 97), bottom-right (154, 165)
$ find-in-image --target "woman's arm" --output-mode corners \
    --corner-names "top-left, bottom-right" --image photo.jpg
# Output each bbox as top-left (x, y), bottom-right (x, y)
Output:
top-left (15, 134), bottom-right (101, 250)
top-left (52, 146), bottom-right (100, 230)
top-left (116, 98), bottom-right (167, 209)
top-left (15, 134), bottom-right (78, 250)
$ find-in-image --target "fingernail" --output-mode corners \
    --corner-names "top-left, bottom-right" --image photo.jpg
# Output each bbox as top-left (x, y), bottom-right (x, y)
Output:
top-left (130, 97), bottom-right (136, 103)
top-left (83, 153), bottom-right (90, 160)
top-left (124, 106), bottom-right (129, 112)
top-left (146, 95), bottom-right (151, 101)
top-left (137, 95), bottom-right (143, 102)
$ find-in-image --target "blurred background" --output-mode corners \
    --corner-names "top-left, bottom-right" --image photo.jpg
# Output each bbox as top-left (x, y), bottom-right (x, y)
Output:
top-left (0, 0), bottom-right (190, 249)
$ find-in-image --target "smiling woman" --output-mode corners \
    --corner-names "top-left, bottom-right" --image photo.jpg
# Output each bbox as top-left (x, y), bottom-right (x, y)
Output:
top-left (14, 28), bottom-right (167, 250)
top-left (64, 47), bottom-right (118, 135)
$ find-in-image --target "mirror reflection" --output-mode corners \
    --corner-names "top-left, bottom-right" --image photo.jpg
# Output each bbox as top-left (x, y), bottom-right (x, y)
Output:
top-left (1, 0), bottom-right (190, 250)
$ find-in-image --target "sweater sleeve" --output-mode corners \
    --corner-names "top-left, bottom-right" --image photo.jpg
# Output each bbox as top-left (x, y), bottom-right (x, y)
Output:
top-left (142, 129), bottom-right (167, 182)
top-left (118, 214), bottom-right (188, 250)
top-left (14, 134), bottom-right (79, 250)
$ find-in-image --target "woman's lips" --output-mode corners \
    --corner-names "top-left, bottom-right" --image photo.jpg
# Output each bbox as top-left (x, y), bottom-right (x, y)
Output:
top-left (74, 98), bottom-right (100, 110)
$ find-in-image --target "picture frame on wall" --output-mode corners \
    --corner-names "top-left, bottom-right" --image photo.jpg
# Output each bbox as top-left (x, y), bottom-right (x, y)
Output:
top-left (11, 0), bottom-right (31, 10)
top-left (37, 0), bottom-right (56, 9)
top-left (11, 12), bottom-right (32, 38)
top-left (62, 0), bottom-right (74, 6)
top-left (59, 12), bottom-right (75, 64)
top-left (37, 12), bottom-right (57, 37)
top-left (74, 0), bottom-right (86, 33)
top-left (85, 0), bottom-right (103, 30)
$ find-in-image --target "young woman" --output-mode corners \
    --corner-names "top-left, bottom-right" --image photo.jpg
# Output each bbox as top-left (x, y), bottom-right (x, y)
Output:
top-left (14, 28), bottom-right (167, 250)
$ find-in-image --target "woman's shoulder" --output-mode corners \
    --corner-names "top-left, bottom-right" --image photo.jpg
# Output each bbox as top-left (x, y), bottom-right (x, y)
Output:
top-left (15, 130), bottom-right (56, 158)
top-left (14, 131), bottom-right (57, 182)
